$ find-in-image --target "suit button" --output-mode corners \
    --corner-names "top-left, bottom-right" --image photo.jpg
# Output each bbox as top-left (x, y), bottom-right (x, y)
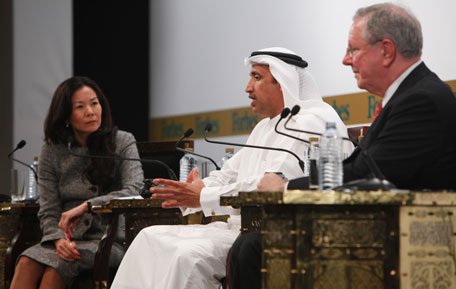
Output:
top-left (90, 186), bottom-right (97, 192)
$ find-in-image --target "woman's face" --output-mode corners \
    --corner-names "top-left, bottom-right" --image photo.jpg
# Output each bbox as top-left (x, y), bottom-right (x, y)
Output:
top-left (69, 85), bottom-right (102, 146)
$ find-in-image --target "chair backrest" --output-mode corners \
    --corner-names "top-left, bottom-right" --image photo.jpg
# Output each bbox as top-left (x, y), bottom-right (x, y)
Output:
top-left (347, 126), bottom-right (370, 143)
top-left (136, 140), bottom-right (193, 180)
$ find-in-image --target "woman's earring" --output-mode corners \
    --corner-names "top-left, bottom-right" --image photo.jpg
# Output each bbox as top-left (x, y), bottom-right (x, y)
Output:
top-left (65, 123), bottom-right (70, 128)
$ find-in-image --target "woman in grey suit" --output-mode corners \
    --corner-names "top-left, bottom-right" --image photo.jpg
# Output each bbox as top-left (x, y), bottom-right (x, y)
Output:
top-left (10, 76), bottom-right (144, 289)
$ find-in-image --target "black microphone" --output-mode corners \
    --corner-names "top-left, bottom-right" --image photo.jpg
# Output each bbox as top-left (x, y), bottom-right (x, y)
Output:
top-left (8, 140), bottom-right (26, 158)
top-left (175, 128), bottom-right (194, 148)
top-left (284, 105), bottom-right (353, 142)
top-left (204, 123), bottom-right (305, 172)
top-left (284, 105), bottom-right (395, 191)
top-left (274, 108), bottom-right (309, 144)
top-left (7, 140), bottom-right (38, 184)
top-left (67, 140), bottom-right (178, 181)
top-left (175, 128), bottom-right (221, 170)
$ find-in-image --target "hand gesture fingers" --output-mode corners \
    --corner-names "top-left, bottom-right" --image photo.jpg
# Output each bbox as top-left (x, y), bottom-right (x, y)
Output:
top-left (69, 215), bottom-right (83, 234)
top-left (186, 168), bottom-right (198, 182)
top-left (58, 203), bottom-right (88, 238)
top-left (150, 174), bottom-right (205, 208)
top-left (161, 199), bottom-right (179, 208)
top-left (54, 239), bottom-right (81, 262)
top-left (188, 168), bottom-right (204, 186)
top-left (152, 178), bottom-right (182, 188)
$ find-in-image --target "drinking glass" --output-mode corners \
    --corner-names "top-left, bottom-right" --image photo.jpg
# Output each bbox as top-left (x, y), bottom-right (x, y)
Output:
top-left (10, 168), bottom-right (26, 202)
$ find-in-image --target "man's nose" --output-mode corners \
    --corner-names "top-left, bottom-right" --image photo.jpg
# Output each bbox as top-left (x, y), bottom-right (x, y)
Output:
top-left (245, 79), bottom-right (253, 93)
top-left (342, 53), bottom-right (352, 66)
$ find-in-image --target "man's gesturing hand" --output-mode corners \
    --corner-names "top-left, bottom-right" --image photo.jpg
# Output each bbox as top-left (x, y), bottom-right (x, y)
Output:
top-left (150, 168), bottom-right (205, 208)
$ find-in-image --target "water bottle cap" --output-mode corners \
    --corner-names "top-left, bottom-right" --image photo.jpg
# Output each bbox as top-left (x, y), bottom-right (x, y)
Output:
top-left (309, 137), bottom-right (319, 142)
top-left (225, 148), bottom-right (234, 153)
top-left (184, 147), bottom-right (194, 152)
top-left (34, 156), bottom-right (39, 161)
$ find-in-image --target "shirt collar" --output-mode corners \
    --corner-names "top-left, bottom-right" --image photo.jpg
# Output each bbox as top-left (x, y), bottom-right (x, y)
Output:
top-left (383, 60), bottom-right (422, 106)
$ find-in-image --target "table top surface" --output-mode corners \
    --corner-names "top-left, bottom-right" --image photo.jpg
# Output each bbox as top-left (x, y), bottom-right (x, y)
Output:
top-left (220, 190), bottom-right (456, 207)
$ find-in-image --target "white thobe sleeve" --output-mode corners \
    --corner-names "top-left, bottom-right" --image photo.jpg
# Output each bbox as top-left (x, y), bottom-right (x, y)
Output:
top-left (180, 148), bottom-right (243, 216)
top-left (199, 174), bottom-right (262, 216)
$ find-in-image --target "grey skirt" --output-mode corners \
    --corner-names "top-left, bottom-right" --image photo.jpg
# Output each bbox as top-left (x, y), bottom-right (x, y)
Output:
top-left (20, 239), bottom-right (124, 287)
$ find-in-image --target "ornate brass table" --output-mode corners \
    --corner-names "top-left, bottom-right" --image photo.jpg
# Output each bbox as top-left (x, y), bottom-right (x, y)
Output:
top-left (221, 190), bottom-right (456, 289)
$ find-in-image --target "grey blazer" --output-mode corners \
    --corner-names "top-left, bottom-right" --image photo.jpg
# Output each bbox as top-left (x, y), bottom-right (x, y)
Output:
top-left (38, 130), bottom-right (144, 243)
top-left (20, 130), bottom-right (144, 286)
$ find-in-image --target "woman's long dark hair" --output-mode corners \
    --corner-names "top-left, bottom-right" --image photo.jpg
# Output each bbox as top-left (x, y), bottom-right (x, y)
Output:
top-left (44, 76), bottom-right (117, 190)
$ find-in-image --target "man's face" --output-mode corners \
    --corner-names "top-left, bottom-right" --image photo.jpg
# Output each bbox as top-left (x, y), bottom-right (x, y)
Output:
top-left (342, 17), bottom-right (384, 95)
top-left (245, 64), bottom-right (284, 118)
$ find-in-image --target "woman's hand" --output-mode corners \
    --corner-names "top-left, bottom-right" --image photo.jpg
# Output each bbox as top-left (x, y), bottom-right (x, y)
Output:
top-left (58, 202), bottom-right (89, 239)
top-left (54, 238), bottom-right (81, 262)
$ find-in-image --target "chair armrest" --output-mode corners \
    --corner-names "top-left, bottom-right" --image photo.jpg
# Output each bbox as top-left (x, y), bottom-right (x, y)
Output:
top-left (93, 209), bottom-right (119, 289)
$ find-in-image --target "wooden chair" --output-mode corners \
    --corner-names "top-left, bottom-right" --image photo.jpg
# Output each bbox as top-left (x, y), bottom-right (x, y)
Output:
top-left (92, 140), bottom-right (194, 289)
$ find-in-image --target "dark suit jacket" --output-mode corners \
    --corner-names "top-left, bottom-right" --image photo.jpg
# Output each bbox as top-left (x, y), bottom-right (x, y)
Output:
top-left (289, 63), bottom-right (456, 190)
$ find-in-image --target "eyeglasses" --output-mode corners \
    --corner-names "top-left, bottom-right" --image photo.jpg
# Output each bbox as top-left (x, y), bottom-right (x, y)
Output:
top-left (346, 40), bottom-right (382, 59)
top-left (345, 47), bottom-right (360, 59)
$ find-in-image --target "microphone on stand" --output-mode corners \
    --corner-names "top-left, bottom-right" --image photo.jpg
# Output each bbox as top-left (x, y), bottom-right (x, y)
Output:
top-left (203, 123), bottom-right (305, 172)
top-left (283, 105), bottom-right (396, 191)
top-left (8, 140), bottom-right (26, 158)
top-left (274, 108), bottom-right (309, 144)
top-left (284, 105), bottom-right (352, 142)
top-left (7, 140), bottom-right (38, 183)
top-left (175, 128), bottom-right (194, 148)
top-left (67, 139), bottom-right (178, 181)
top-left (175, 128), bottom-right (221, 170)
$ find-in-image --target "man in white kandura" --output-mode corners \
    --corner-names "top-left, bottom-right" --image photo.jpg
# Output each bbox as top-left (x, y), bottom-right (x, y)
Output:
top-left (111, 47), bottom-right (353, 289)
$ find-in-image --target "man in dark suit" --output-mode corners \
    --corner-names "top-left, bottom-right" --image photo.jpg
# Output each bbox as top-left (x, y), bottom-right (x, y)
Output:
top-left (258, 3), bottom-right (456, 192)
top-left (229, 3), bottom-right (456, 289)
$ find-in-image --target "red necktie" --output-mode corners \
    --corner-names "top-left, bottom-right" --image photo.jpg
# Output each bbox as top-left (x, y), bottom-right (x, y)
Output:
top-left (373, 101), bottom-right (383, 122)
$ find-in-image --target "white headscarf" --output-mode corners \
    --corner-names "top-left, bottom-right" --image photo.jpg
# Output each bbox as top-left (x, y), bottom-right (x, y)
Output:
top-left (245, 47), bottom-right (353, 154)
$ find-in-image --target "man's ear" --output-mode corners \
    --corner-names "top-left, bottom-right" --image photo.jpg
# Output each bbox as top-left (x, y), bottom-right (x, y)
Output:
top-left (381, 39), bottom-right (395, 67)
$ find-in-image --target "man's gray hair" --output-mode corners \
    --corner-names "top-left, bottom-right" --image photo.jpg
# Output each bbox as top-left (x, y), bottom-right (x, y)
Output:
top-left (354, 2), bottom-right (423, 59)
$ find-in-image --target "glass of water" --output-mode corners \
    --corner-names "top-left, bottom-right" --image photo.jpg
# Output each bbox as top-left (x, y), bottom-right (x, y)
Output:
top-left (10, 168), bottom-right (26, 202)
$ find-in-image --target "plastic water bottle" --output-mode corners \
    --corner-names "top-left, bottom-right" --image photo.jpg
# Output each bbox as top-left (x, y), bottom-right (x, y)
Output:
top-left (318, 122), bottom-right (343, 191)
top-left (26, 156), bottom-right (39, 201)
top-left (179, 148), bottom-right (198, 182)
top-left (308, 137), bottom-right (320, 190)
top-left (302, 147), bottom-right (309, 177)
top-left (221, 148), bottom-right (234, 167)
